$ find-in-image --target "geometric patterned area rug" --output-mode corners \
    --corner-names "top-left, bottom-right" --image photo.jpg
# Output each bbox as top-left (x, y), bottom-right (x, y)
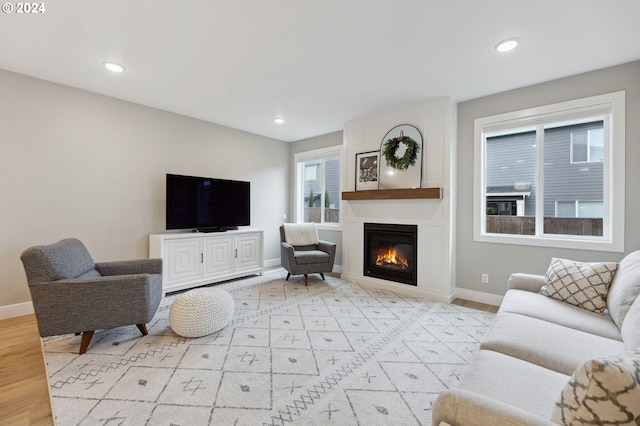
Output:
top-left (42, 270), bottom-right (494, 426)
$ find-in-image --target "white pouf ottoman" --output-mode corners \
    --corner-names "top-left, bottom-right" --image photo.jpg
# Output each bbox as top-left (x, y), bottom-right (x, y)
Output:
top-left (169, 287), bottom-right (234, 338)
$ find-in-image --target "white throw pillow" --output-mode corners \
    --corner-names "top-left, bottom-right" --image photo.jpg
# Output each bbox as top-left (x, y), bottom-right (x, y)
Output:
top-left (540, 257), bottom-right (618, 313)
top-left (551, 350), bottom-right (640, 425)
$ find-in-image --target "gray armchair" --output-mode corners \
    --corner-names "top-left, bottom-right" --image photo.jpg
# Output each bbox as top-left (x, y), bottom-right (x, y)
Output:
top-left (280, 225), bottom-right (336, 286)
top-left (20, 238), bottom-right (163, 354)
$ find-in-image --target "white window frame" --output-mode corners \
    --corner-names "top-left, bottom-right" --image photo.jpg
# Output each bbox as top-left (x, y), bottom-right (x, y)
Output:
top-left (473, 91), bottom-right (625, 252)
top-left (294, 145), bottom-right (343, 229)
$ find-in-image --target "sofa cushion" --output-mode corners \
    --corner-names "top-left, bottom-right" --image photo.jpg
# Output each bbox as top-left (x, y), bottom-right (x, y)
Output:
top-left (499, 289), bottom-right (622, 341)
top-left (540, 257), bottom-right (618, 313)
top-left (551, 349), bottom-right (640, 425)
top-left (480, 312), bottom-right (626, 375)
top-left (621, 295), bottom-right (640, 349)
top-left (460, 350), bottom-right (570, 418)
top-left (607, 250), bottom-right (640, 329)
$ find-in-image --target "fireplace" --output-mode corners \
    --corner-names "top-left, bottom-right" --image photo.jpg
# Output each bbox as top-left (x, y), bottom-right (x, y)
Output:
top-left (363, 223), bottom-right (417, 286)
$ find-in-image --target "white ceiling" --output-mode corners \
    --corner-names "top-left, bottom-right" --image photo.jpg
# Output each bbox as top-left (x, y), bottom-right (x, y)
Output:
top-left (1, 1), bottom-right (639, 142)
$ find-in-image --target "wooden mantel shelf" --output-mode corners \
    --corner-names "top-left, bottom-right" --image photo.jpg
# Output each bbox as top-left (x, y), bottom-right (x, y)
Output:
top-left (341, 187), bottom-right (442, 200)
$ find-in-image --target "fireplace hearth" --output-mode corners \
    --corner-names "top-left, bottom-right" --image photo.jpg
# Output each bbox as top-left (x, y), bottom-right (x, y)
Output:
top-left (363, 223), bottom-right (417, 286)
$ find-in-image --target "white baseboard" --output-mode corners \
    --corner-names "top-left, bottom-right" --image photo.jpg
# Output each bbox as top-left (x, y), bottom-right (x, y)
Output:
top-left (454, 288), bottom-right (503, 308)
top-left (0, 301), bottom-right (34, 320)
top-left (341, 272), bottom-right (451, 303)
top-left (264, 258), bottom-right (281, 268)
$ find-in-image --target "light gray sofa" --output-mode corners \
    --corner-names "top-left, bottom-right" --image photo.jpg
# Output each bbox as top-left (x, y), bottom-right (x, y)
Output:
top-left (433, 251), bottom-right (640, 426)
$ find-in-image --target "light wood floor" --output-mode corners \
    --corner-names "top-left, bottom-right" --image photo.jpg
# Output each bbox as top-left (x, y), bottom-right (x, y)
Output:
top-left (452, 298), bottom-right (499, 313)
top-left (0, 314), bottom-right (54, 426)
top-left (0, 299), bottom-right (497, 425)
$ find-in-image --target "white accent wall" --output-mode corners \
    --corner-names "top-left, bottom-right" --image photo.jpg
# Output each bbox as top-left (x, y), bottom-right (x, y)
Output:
top-left (341, 99), bottom-right (456, 301)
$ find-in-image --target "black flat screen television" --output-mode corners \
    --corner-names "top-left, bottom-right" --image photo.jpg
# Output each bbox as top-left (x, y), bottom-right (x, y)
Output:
top-left (166, 173), bottom-right (250, 232)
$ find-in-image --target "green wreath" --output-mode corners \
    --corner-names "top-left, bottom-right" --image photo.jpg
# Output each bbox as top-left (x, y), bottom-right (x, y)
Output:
top-left (382, 135), bottom-right (420, 171)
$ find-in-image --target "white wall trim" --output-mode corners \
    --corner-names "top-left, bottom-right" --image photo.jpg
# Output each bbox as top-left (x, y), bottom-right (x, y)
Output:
top-left (454, 288), bottom-right (503, 308)
top-left (264, 257), bottom-right (281, 269)
top-left (341, 272), bottom-right (451, 303)
top-left (0, 301), bottom-right (34, 320)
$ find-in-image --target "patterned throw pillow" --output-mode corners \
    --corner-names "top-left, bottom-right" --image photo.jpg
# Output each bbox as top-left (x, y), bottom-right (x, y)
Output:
top-left (540, 257), bottom-right (618, 313)
top-left (551, 350), bottom-right (640, 425)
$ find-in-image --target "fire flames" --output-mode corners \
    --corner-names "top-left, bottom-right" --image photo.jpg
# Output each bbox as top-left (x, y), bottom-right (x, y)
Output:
top-left (375, 246), bottom-right (409, 270)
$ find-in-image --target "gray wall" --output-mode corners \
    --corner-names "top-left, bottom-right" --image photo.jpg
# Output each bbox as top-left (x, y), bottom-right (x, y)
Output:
top-left (456, 60), bottom-right (640, 296)
top-left (289, 131), bottom-right (344, 268)
top-left (0, 69), bottom-right (289, 312)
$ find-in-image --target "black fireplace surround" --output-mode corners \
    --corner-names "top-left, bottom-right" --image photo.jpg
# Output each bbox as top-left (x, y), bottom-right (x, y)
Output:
top-left (363, 223), bottom-right (418, 286)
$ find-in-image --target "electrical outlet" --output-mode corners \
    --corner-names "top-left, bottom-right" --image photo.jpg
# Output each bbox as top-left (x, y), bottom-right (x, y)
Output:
top-left (481, 273), bottom-right (489, 284)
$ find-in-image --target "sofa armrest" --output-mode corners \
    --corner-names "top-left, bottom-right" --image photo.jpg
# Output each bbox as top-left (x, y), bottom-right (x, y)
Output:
top-left (95, 258), bottom-right (162, 276)
top-left (433, 390), bottom-right (556, 426)
top-left (508, 273), bottom-right (546, 292)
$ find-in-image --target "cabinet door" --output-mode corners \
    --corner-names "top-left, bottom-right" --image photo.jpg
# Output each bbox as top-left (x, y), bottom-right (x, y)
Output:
top-left (165, 238), bottom-right (202, 285)
top-left (235, 233), bottom-right (262, 272)
top-left (203, 236), bottom-right (234, 278)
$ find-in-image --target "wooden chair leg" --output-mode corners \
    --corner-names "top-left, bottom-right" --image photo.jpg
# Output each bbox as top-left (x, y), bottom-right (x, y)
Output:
top-left (79, 331), bottom-right (95, 355)
top-left (320, 273), bottom-right (325, 280)
top-left (285, 272), bottom-right (291, 281)
top-left (304, 274), bottom-right (308, 286)
top-left (136, 324), bottom-right (149, 336)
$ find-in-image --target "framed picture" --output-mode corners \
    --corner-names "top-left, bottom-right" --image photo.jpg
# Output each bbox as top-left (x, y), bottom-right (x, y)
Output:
top-left (355, 150), bottom-right (380, 191)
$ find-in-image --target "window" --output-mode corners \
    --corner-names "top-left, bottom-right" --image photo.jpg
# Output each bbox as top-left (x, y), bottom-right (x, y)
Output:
top-left (294, 146), bottom-right (342, 226)
top-left (571, 128), bottom-right (604, 163)
top-left (555, 201), bottom-right (604, 218)
top-left (474, 91), bottom-right (625, 251)
top-left (304, 163), bottom-right (320, 180)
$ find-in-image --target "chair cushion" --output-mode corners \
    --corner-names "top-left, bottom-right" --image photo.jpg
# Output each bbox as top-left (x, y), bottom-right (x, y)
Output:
top-left (607, 250), bottom-right (640, 329)
top-left (293, 250), bottom-right (329, 265)
top-left (540, 257), bottom-right (618, 313)
top-left (21, 238), bottom-right (96, 284)
top-left (551, 349), bottom-right (640, 425)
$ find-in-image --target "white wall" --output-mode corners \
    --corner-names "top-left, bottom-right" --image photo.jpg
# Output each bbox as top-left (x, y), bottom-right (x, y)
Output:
top-left (341, 99), bottom-right (456, 301)
top-left (455, 60), bottom-right (640, 302)
top-left (0, 69), bottom-right (289, 317)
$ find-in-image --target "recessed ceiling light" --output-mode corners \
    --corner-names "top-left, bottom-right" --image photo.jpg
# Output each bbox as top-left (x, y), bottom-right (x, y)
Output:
top-left (104, 61), bottom-right (125, 73)
top-left (274, 117), bottom-right (285, 125)
top-left (495, 38), bottom-right (520, 53)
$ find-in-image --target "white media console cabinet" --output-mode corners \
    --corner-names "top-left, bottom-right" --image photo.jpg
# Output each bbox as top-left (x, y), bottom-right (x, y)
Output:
top-left (149, 229), bottom-right (263, 294)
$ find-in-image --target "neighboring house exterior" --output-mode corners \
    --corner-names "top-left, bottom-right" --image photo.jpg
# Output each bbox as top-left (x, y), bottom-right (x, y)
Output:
top-left (303, 156), bottom-right (341, 223)
top-left (485, 120), bottom-right (604, 235)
